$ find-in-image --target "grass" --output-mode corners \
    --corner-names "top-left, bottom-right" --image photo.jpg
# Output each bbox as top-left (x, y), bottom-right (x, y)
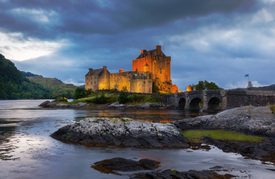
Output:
top-left (269, 104), bottom-right (275, 114)
top-left (71, 91), bottom-right (162, 105)
top-left (182, 129), bottom-right (265, 143)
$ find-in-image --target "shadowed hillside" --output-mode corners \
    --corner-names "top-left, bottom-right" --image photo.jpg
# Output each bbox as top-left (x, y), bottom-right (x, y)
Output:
top-left (0, 54), bottom-right (50, 99)
top-left (26, 75), bottom-right (77, 98)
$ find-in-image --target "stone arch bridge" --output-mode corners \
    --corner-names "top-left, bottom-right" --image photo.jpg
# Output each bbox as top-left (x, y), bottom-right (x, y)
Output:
top-left (161, 90), bottom-right (275, 112)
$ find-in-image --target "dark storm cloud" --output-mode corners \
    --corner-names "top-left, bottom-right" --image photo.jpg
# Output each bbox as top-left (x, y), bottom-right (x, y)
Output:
top-left (0, 0), bottom-right (255, 39)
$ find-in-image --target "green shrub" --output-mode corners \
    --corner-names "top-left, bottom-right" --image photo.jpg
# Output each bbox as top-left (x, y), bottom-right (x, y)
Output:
top-left (118, 92), bottom-right (129, 104)
top-left (55, 97), bottom-right (68, 103)
top-left (269, 105), bottom-right (275, 114)
top-left (128, 94), bottom-right (144, 103)
top-left (92, 93), bottom-right (108, 104)
top-left (73, 87), bottom-right (86, 99)
top-left (85, 89), bottom-right (93, 96)
top-left (144, 95), bottom-right (162, 103)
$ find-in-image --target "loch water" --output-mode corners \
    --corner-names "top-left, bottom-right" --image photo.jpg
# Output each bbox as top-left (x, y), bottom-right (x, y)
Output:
top-left (0, 100), bottom-right (275, 179)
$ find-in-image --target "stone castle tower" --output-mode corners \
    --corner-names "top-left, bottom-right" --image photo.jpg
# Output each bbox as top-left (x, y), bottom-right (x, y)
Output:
top-left (133, 45), bottom-right (177, 93)
top-left (85, 45), bottom-right (177, 93)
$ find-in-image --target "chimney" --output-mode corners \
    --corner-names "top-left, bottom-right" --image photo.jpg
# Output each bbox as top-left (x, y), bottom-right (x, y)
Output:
top-left (103, 66), bottom-right (107, 70)
top-left (156, 45), bottom-right (161, 53)
top-left (89, 68), bottom-right (93, 73)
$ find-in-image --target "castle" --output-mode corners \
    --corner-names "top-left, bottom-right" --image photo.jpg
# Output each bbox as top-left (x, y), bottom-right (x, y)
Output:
top-left (85, 45), bottom-right (178, 93)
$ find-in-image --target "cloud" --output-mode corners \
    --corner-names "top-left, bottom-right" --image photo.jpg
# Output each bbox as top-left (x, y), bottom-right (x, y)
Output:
top-left (226, 80), bottom-right (266, 89)
top-left (0, 0), bottom-right (254, 38)
top-left (1, 0), bottom-right (275, 90)
top-left (0, 31), bottom-right (66, 61)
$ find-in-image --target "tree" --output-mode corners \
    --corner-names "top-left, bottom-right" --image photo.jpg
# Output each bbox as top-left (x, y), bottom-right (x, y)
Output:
top-left (152, 79), bottom-right (160, 93)
top-left (73, 87), bottom-right (86, 99)
top-left (190, 80), bottom-right (222, 91)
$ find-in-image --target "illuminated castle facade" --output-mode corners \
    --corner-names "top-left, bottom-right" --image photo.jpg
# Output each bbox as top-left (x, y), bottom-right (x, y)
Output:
top-left (85, 45), bottom-right (178, 93)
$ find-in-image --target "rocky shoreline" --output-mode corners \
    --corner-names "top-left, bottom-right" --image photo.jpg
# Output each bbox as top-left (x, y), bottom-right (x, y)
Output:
top-left (39, 100), bottom-right (175, 110)
top-left (91, 157), bottom-right (235, 179)
top-left (173, 106), bottom-right (275, 163)
top-left (51, 105), bottom-right (275, 177)
top-left (173, 106), bottom-right (275, 137)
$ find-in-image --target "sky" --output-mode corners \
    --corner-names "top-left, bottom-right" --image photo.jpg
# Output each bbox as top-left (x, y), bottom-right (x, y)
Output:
top-left (0, 0), bottom-right (275, 90)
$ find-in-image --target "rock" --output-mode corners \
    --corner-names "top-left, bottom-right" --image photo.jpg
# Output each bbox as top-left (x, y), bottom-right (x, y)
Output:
top-left (51, 117), bottom-right (189, 148)
top-left (39, 100), bottom-right (54, 108)
top-left (91, 157), bottom-right (160, 174)
top-left (138, 159), bottom-right (159, 170)
top-left (108, 102), bottom-right (125, 108)
top-left (173, 106), bottom-right (275, 163)
top-left (173, 106), bottom-right (275, 137)
top-left (130, 169), bottom-right (236, 179)
top-left (202, 137), bottom-right (275, 163)
top-left (39, 100), bottom-right (89, 108)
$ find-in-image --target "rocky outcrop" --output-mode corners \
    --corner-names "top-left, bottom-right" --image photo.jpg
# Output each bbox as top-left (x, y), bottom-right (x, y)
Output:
top-left (173, 106), bottom-right (275, 137)
top-left (39, 100), bottom-right (89, 108)
top-left (91, 157), bottom-right (160, 175)
top-left (202, 136), bottom-right (275, 163)
top-left (51, 117), bottom-right (189, 148)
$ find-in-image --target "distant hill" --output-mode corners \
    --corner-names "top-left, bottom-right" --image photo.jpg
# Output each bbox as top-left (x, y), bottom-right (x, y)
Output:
top-left (21, 71), bottom-right (39, 77)
top-left (250, 84), bottom-right (275, 91)
top-left (26, 75), bottom-right (77, 98)
top-left (0, 54), bottom-right (50, 99)
top-left (235, 84), bottom-right (275, 91)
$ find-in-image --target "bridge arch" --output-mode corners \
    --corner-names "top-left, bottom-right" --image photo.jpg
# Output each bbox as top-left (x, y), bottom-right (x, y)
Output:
top-left (207, 97), bottom-right (221, 112)
top-left (189, 97), bottom-right (202, 111)
top-left (178, 98), bottom-right (186, 109)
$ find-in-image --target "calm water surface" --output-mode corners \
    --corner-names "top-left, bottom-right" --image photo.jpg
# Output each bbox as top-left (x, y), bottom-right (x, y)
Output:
top-left (0, 100), bottom-right (275, 179)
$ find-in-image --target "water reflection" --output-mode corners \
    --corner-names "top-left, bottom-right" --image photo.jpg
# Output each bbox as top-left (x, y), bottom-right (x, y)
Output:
top-left (0, 100), bottom-right (275, 179)
top-left (78, 109), bottom-right (204, 123)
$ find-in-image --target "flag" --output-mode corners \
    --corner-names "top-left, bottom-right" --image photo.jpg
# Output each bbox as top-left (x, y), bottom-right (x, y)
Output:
top-left (245, 74), bottom-right (249, 77)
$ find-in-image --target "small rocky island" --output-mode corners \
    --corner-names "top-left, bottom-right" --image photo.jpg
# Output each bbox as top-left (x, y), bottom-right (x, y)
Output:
top-left (51, 117), bottom-right (189, 148)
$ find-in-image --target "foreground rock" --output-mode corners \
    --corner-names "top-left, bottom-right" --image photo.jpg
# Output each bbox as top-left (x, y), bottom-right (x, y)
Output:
top-left (174, 106), bottom-right (275, 137)
top-left (173, 106), bottom-right (275, 163)
top-left (39, 100), bottom-right (89, 108)
top-left (202, 136), bottom-right (275, 163)
top-left (51, 117), bottom-right (189, 148)
top-left (91, 157), bottom-right (160, 175)
top-left (130, 169), bottom-right (235, 179)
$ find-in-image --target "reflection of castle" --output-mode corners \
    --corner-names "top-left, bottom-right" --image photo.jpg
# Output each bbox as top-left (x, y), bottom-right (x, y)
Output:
top-left (85, 45), bottom-right (178, 93)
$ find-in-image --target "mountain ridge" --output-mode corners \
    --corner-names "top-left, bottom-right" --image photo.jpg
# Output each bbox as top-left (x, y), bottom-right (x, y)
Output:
top-left (0, 54), bottom-right (50, 99)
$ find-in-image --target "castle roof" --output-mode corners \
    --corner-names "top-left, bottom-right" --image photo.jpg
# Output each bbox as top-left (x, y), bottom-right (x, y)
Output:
top-left (86, 68), bottom-right (103, 76)
top-left (136, 48), bottom-right (166, 59)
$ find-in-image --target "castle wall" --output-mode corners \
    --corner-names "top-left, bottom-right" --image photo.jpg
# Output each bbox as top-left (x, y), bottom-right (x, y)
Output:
top-left (98, 67), bottom-right (110, 90)
top-left (130, 78), bottom-right (152, 93)
top-left (132, 53), bottom-right (171, 83)
top-left (110, 72), bottom-right (132, 91)
top-left (152, 56), bottom-right (171, 83)
top-left (85, 75), bottom-right (99, 91)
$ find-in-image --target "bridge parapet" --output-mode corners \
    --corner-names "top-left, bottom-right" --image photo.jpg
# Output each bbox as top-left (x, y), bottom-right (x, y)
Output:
top-left (162, 90), bottom-right (275, 112)
top-left (224, 90), bottom-right (275, 109)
